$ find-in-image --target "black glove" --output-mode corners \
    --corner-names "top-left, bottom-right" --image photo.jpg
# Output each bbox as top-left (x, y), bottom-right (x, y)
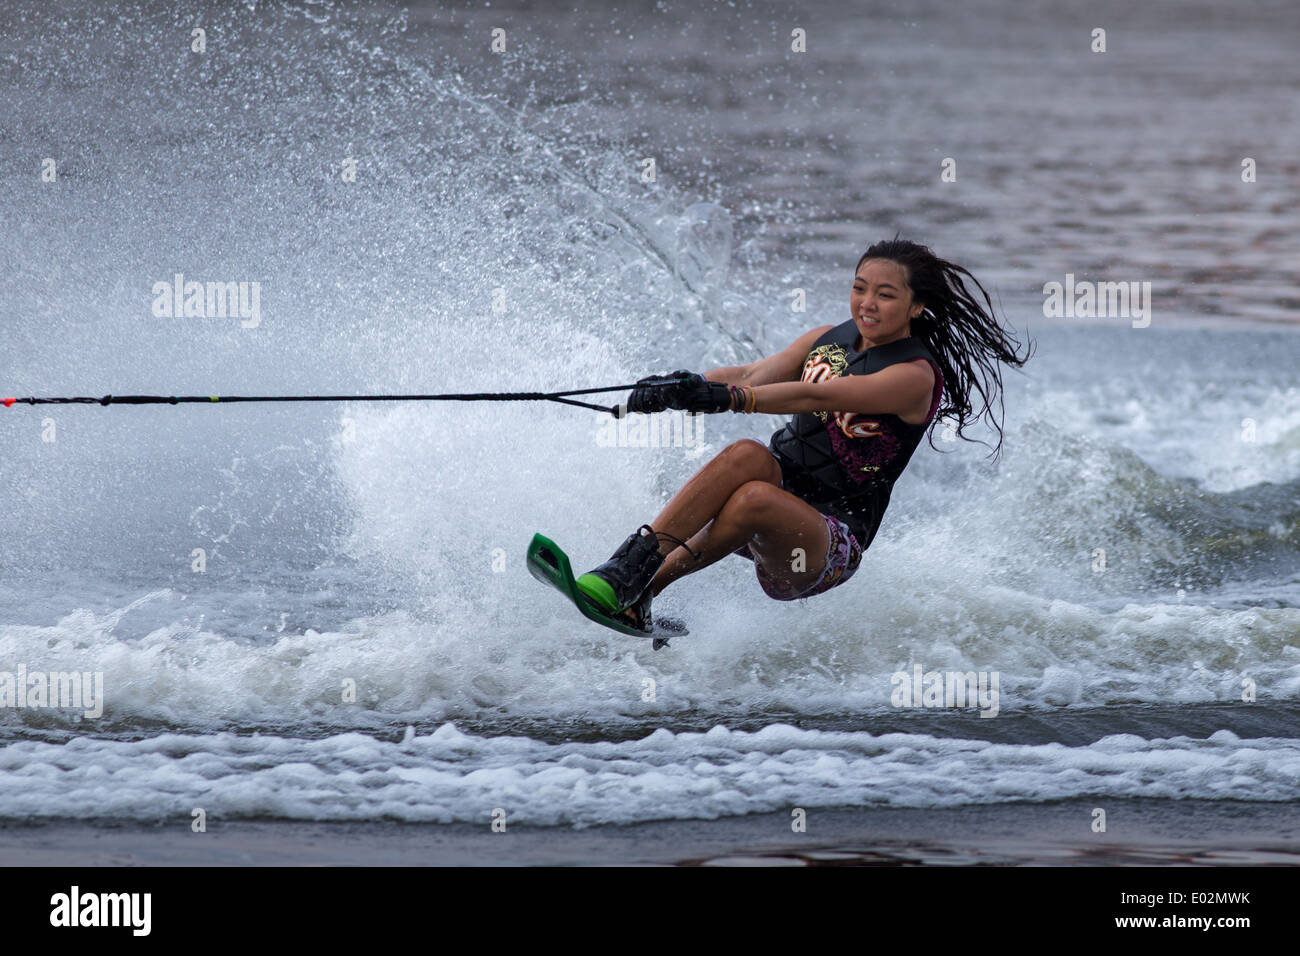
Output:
top-left (626, 370), bottom-right (702, 414)
top-left (678, 378), bottom-right (734, 414)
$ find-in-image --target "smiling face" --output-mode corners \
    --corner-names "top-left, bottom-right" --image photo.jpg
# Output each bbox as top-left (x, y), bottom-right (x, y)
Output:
top-left (850, 258), bottom-right (923, 351)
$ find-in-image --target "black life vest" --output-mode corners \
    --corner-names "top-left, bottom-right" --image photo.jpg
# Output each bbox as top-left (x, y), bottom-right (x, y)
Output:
top-left (768, 321), bottom-right (943, 548)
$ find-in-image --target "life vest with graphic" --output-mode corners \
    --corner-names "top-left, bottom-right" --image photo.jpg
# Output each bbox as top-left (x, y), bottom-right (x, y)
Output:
top-left (769, 321), bottom-right (943, 549)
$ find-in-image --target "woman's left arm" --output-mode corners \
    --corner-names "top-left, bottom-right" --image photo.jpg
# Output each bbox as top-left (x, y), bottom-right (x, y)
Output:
top-left (748, 362), bottom-right (933, 417)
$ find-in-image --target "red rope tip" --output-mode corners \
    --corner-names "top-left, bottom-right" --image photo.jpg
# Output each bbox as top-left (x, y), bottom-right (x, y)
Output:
top-left (2, 398), bottom-right (14, 407)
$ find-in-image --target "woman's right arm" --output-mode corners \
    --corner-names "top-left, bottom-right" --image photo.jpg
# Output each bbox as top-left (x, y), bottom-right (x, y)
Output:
top-left (703, 324), bottom-right (833, 387)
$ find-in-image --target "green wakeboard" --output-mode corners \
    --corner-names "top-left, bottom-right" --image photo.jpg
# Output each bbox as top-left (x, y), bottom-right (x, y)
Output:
top-left (526, 533), bottom-right (688, 649)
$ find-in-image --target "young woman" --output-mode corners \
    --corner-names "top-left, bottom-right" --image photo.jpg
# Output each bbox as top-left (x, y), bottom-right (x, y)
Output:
top-left (575, 238), bottom-right (1034, 631)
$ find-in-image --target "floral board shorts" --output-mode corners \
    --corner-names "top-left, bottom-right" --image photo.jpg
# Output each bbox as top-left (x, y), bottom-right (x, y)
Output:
top-left (732, 511), bottom-right (863, 602)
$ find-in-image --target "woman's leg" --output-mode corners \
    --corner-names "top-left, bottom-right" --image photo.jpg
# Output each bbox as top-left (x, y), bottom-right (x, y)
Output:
top-left (642, 438), bottom-right (783, 548)
top-left (584, 438), bottom-right (783, 624)
top-left (649, 481), bottom-right (831, 598)
top-left (589, 438), bottom-right (832, 624)
top-left (642, 439), bottom-right (832, 598)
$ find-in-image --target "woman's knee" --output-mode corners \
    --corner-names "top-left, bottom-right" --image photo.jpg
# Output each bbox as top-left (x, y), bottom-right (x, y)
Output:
top-left (722, 479), bottom-right (787, 524)
top-left (721, 439), bottom-right (782, 485)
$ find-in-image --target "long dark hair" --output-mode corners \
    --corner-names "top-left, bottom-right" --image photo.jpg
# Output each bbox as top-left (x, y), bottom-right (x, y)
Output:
top-left (857, 238), bottom-right (1033, 459)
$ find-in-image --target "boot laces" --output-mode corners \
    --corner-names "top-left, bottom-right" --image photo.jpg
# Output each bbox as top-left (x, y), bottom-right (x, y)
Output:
top-left (635, 524), bottom-right (700, 562)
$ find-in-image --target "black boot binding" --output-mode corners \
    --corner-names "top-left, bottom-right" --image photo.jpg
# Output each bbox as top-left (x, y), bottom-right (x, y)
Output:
top-left (575, 524), bottom-right (699, 633)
